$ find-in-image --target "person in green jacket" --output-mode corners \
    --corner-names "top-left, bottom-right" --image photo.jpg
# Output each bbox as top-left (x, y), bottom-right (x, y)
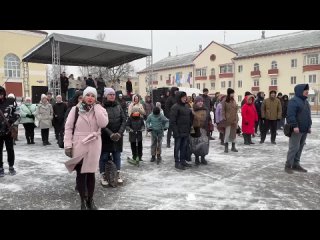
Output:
top-left (19, 97), bottom-right (37, 144)
top-left (146, 107), bottom-right (169, 164)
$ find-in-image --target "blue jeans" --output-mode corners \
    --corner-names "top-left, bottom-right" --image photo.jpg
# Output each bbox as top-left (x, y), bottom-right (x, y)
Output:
top-left (99, 151), bottom-right (121, 173)
top-left (174, 136), bottom-right (188, 163)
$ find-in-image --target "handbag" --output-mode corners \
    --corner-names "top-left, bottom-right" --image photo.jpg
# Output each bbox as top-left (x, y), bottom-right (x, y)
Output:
top-left (284, 124), bottom-right (293, 137)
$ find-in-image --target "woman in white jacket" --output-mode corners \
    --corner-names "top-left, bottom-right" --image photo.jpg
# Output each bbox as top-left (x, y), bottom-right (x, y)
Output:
top-left (36, 94), bottom-right (53, 146)
top-left (68, 74), bottom-right (78, 100)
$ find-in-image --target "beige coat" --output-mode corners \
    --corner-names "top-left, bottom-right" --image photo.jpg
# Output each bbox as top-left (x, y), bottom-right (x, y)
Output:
top-left (36, 103), bottom-right (53, 129)
top-left (261, 97), bottom-right (282, 120)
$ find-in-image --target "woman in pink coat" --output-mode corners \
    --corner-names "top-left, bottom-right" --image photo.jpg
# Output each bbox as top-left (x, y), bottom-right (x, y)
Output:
top-left (241, 95), bottom-right (258, 145)
top-left (64, 87), bottom-right (109, 210)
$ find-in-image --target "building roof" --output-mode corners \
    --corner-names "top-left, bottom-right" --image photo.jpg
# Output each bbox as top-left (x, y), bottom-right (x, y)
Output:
top-left (22, 33), bottom-right (152, 67)
top-left (138, 51), bottom-right (200, 73)
top-left (228, 30), bottom-right (320, 59)
top-left (25, 30), bottom-right (48, 35)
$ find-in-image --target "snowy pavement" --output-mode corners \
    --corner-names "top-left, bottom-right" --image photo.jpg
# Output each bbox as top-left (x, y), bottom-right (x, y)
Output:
top-left (0, 117), bottom-right (319, 210)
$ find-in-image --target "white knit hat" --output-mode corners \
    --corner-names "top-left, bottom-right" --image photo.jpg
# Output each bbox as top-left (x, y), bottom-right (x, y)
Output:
top-left (83, 87), bottom-right (97, 98)
top-left (41, 94), bottom-right (47, 99)
top-left (8, 93), bottom-right (15, 98)
top-left (104, 87), bottom-right (115, 97)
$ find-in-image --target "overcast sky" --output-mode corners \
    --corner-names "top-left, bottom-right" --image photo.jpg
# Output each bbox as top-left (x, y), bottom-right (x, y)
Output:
top-left (44, 30), bottom-right (302, 75)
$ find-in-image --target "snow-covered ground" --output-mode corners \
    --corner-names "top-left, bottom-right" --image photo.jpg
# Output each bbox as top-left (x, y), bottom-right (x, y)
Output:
top-left (1, 116), bottom-right (319, 210)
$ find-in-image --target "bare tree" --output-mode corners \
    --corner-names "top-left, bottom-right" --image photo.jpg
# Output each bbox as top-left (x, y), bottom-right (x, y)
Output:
top-left (78, 32), bottom-right (135, 88)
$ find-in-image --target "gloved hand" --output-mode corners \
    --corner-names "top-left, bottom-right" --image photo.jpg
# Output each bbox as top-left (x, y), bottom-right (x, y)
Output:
top-left (115, 133), bottom-right (122, 141)
top-left (110, 133), bottom-right (118, 141)
top-left (65, 148), bottom-right (72, 158)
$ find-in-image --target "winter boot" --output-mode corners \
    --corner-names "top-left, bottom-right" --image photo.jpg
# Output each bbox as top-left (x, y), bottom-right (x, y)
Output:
top-left (224, 143), bottom-right (228, 153)
top-left (150, 156), bottom-right (156, 162)
top-left (182, 161), bottom-right (192, 168)
top-left (86, 197), bottom-right (98, 210)
top-left (117, 171), bottom-right (123, 184)
top-left (100, 173), bottom-right (108, 187)
top-left (292, 165), bottom-right (308, 173)
top-left (244, 134), bottom-right (250, 145)
top-left (175, 162), bottom-right (186, 170)
top-left (80, 197), bottom-right (88, 210)
top-left (8, 167), bottom-right (16, 176)
top-left (249, 135), bottom-right (255, 144)
top-left (156, 154), bottom-right (162, 164)
top-left (30, 137), bottom-right (35, 144)
top-left (0, 168), bottom-right (4, 177)
top-left (200, 156), bottom-right (208, 165)
top-left (284, 165), bottom-right (294, 174)
top-left (231, 143), bottom-right (238, 152)
top-left (27, 137), bottom-right (31, 144)
top-left (138, 156), bottom-right (143, 161)
top-left (220, 137), bottom-right (224, 146)
top-left (195, 156), bottom-right (200, 165)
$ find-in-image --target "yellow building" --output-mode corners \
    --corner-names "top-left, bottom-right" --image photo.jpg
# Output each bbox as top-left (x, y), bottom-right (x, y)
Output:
top-left (0, 30), bottom-right (48, 99)
top-left (138, 51), bottom-right (198, 99)
top-left (138, 30), bottom-right (320, 110)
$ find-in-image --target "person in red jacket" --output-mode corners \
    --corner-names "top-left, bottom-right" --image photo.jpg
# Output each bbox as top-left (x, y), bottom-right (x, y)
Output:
top-left (241, 95), bottom-right (258, 145)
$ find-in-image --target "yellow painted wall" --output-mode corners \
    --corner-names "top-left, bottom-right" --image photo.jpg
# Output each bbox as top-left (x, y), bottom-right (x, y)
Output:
top-left (193, 42), bottom-right (237, 95)
top-left (138, 65), bottom-right (193, 98)
top-left (0, 30), bottom-right (47, 97)
top-left (234, 49), bottom-right (320, 104)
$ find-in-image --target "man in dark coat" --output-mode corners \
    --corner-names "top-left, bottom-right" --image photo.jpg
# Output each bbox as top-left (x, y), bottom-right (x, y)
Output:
top-left (170, 91), bottom-right (193, 170)
top-left (126, 78), bottom-right (133, 96)
top-left (100, 88), bottom-right (126, 186)
top-left (60, 72), bottom-right (69, 101)
top-left (285, 84), bottom-right (312, 174)
top-left (254, 91), bottom-right (265, 135)
top-left (0, 86), bottom-right (19, 177)
top-left (201, 88), bottom-right (214, 140)
top-left (164, 87), bottom-right (179, 148)
top-left (53, 95), bottom-right (67, 141)
top-left (86, 74), bottom-right (96, 88)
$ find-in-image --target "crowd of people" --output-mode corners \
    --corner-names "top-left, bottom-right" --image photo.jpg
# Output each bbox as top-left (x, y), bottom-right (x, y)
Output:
top-left (0, 76), bottom-right (312, 209)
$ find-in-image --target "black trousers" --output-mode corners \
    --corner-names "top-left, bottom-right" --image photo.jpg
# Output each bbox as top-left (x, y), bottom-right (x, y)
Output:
top-left (167, 126), bottom-right (173, 145)
top-left (23, 123), bottom-right (35, 141)
top-left (130, 141), bottom-right (143, 158)
top-left (255, 118), bottom-right (263, 134)
top-left (41, 129), bottom-right (49, 143)
top-left (75, 164), bottom-right (95, 199)
top-left (53, 122), bottom-right (64, 140)
top-left (261, 120), bottom-right (277, 142)
top-left (0, 134), bottom-right (15, 168)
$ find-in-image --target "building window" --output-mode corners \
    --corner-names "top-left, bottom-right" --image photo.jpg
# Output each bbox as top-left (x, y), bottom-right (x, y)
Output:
top-left (189, 72), bottom-right (192, 77)
top-left (203, 83), bottom-right (206, 89)
top-left (271, 61), bottom-right (277, 69)
top-left (211, 68), bottom-right (215, 76)
top-left (211, 82), bottom-right (215, 90)
top-left (238, 80), bottom-right (242, 88)
top-left (290, 76), bottom-right (296, 85)
top-left (160, 75), bottom-right (162, 81)
top-left (4, 53), bottom-right (21, 78)
top-left (238, 65), bottom-right (243, 73)
top-left (291, 59), bottom-right (297, 68)
top-left (228, 81), bottom-right (232, 88)
top-left (220, 64), bottom-right (233, 74)
top-left (238, 95), bottom-right (242, 102)
top-left (254, 63), bottom-right (259, 71)
top-left (271, 78), bottom-right (277, 86)
top-left (305, 54), bottom-right (319, 65)
top-left (196, 68), bottom-right (207, 77)
top-left (169, 74), bottom-right (171, 80)
top-left (309, 74), bottom-right (316, 83)
top-left (253, 79), bottom-right (259, 87)
top-left (221, 81), bottom-right (226, 88)
top-left (196, 83), bottom-right (200, 89)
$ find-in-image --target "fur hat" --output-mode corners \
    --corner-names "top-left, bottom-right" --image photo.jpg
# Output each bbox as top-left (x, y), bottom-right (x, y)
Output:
top-left (270, 90), bottom-right (277, 95)
top-left (244, 91), bottom-right (251, 96)
top-left (83, 87), bottom-right (97, 98)
top-left (227, 88), bottom-right (235, 95)
top-left (104, 87), bottom-right (115, 97)
top-left (194, 96), bottom-right (203, 104)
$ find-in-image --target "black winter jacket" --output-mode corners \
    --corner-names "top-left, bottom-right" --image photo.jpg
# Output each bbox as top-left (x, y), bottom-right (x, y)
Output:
top-left (126, 115), bottom-right (145, 142)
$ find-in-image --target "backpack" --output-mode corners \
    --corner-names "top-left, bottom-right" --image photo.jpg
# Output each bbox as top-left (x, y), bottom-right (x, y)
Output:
top-left (58, 107), bottom-right (79, 148)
